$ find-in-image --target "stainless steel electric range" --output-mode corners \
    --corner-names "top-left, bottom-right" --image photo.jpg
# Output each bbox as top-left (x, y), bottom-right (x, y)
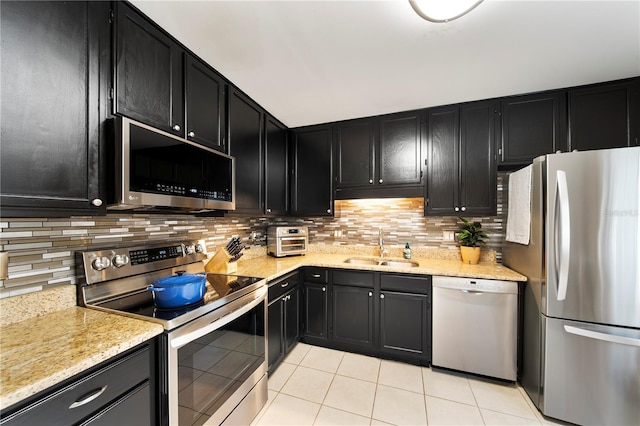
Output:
top-left (77, 240), bottom-right (268, 426)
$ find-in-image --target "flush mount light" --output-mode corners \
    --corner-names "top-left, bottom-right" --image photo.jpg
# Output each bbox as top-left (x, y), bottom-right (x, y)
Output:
top-left (409, 0), bottom-right (484, 23)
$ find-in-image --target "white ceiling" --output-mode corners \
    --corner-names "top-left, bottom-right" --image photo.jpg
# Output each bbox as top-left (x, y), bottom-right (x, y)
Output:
top-left (131, 0), bottom-right (640, 128)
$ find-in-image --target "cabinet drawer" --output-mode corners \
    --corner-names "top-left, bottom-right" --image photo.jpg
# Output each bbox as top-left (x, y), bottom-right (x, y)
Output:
top-left (332, 270), bottom-right (374, 288)
top-left (2, 346), bottom-right (151, 426)
top-left (381, 274), bottom-right (431, 294)
top-left (268, 270), bottom-right (300, 302)
top-left (304, 267), bottom-right (329, 283)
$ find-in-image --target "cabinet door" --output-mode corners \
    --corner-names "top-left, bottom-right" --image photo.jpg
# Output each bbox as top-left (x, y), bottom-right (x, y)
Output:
top-left (115, 2), bottom-right (183, 135)
top-left (264, 115), bottom-right (289, 215)
top-left (84, 382), bottom-right (151, 426)
top-left (425, 105), bottom-right (459, 215)
top-left (569, 79), bottom-right (639, 151)
top-left (0, 1), bottom-right (106, 216)
top-left (459, 100), bottom-right (498, 216)
top-left (332, 286), bottom-right (375, 349)
top-left (290, 125), bottom-right (333, 216)
top-left (228, 89), bottom-right (264, 214)
top-left (185, 54), bottom-right (226, 152)
top-left (379, 291), bottom-right (430, 358)
top-left (335, 118), bottom-right (375, 188)
top-left (303, 283), bottom-right (328, 339)
top-left (500, 91), bottom-right (567, 165)
top-left (284, 287), bottom-right (301, 352)
top-left (378, 111), bottom-right (423, 186)
top-left (267, 299), bottom-right (284, 374)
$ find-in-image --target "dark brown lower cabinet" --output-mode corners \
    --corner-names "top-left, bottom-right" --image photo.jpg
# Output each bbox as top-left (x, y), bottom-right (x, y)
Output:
top-left (379, 291), bottom-right (430, 358)
top-left (302, 282), bottom-right (329, 341)
top-left (332, 285), bottom-right (375, 350)
top-left (0, 343), bottom-right (155, 426)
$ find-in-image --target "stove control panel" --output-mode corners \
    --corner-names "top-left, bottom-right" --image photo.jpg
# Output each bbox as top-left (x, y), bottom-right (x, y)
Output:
top-left (80, 240), bottom-right (208, 285)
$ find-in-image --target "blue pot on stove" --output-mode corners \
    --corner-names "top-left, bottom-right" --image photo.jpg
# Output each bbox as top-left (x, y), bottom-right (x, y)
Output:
top-left (148, 272), bottom-right (207, 309)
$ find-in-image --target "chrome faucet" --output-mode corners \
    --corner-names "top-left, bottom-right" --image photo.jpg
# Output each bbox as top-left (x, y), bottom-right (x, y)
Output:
top-left (378, 228), bottom-right (386, 259)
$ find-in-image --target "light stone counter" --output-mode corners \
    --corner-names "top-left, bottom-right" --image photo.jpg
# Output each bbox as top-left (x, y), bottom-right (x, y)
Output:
top-left (231, 252), bottom-right (526, 282)
top-left (0, 302), bottom-right (163, 410)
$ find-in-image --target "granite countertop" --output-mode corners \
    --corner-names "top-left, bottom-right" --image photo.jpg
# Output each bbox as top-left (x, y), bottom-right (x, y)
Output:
top-left (0, 304), bottom-right (163, 411)
top-left (231, 252), bottom-right (526, 283)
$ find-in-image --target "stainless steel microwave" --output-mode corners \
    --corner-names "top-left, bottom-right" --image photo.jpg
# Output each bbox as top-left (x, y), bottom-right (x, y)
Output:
top-left (108, 117), bottom-right (235, 212)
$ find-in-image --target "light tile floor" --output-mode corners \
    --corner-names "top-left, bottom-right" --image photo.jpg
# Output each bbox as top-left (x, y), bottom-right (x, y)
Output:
top-left (252, 343), bottom-right (569, 426)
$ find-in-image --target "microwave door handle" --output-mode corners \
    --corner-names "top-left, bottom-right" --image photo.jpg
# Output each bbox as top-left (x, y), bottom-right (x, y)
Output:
top-left (555, 170), bottom-right (570, 301)
top-left (564, 325), bottom-right (640, 347)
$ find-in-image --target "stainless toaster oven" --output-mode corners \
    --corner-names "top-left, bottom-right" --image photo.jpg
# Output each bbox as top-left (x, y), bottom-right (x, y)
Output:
top-left (267, 226), bottom-right (308, 257)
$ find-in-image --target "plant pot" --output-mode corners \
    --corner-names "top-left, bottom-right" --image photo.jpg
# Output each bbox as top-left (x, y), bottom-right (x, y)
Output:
top-left (460, 246), bottom-right (481, 265)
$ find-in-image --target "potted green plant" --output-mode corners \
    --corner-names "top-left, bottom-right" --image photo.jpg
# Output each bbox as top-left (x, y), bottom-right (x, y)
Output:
top-left (456, 217), bottom-right (488, 265)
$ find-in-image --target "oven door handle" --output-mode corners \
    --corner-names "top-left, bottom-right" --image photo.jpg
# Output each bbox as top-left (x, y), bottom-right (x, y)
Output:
top-left (170, 286), bottom-right (267, 349)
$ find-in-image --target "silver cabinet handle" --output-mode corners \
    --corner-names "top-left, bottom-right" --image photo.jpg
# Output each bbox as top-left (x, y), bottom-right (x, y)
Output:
top-left (378, 179), bottom-right (383, 184)
top-left (454, 207), bottom-right (460, 212)
top-left (380, 294), bottom-right (385, 299)
top-left (173, 124), bottom-right (181, 131)
top-left (280, 282), bottom-right (289, 288)
top-left (555, 170), bottom-right (570, 301)
top-left (461, 206), bottom-right (466, 212)
top-left (312, 274), bottom-right (321, 278)
top-left (91, 198), bottom-right (103, 207)
top-left (188, 131), bottom-right (195, 138)
top-left (564, 325), bottom-right (640, 347)
top-left (266, 208), bottom-right (272, 213)
top-left (368, 291), bottom-right (372, 297)
top-left (69, 385), bottom-right (108, 409)
top-left (326, 209), bottom-right (331, 214)
top-left (322, 286), bottom-right (326, 292)
top-left (369, 179), bottom-right (374, 184)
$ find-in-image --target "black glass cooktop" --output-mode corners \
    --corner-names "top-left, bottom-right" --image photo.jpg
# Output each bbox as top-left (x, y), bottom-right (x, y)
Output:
top-left (96, 274), bottom-right (263, 326)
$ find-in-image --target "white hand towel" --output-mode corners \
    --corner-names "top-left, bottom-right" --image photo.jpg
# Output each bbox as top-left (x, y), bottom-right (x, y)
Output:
top-left (506, 164), bottom-right (532, 245)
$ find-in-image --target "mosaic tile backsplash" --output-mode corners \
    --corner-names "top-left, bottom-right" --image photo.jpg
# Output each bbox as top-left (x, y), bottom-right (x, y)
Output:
top-left (0, 174), bottom-right (506, 297)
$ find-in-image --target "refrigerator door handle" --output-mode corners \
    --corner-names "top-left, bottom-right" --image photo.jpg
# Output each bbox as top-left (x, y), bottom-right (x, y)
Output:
top-left (555, 170), bottom-right (570, 301)
top-left (564, 325), bottom-right (640, 347)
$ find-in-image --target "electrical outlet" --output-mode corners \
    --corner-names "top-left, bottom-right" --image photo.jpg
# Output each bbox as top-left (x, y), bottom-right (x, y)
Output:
top-left (0, 251), bottom-right (8, 280)
top-left (334, 230), bottom-right (343, 237)
top-left (443, 231), bottom-right (455, 241)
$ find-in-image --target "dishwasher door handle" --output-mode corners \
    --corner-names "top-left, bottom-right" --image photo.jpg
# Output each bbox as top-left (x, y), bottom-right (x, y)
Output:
top-left (461, 289), bottom-right (484, 294)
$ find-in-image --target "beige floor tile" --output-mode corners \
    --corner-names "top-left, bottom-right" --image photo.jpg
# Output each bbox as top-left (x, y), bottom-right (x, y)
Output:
top-left (251, 389), bottom-right (279, 425)
top-left (283, 342), bottom-right (312, 365)
top-left (337, 352), bottom-right (381, 383)
top-left (377, 359), bottom-right (424, 394)
top-left (300, 345), bottom-right (345, 373)
top-left (423, 367), bottom-right (476, 405)
top-left (281, 365), bottom-right (334, 403)
top-left (481, 408), bottom-right (542, 425)
top-left (255, 393), bottom-right (321, 425)
top-left (425, 395), bottom-right (484, 425)
top-left (268, 362), bottom-right (296, 391)
top-left (372, 384), bottom-right (427, 425)
top-left (369, 420), bottom-right (394, 426)
top-left (469, 378), bottom-right (538, 420)
top-left (323, 375), bottom-right (377, 418)
top-left (314, 406), bottom-right (371, 425)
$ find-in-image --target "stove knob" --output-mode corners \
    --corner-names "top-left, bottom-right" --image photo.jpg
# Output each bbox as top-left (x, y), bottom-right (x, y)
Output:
top-left (112, 254), bottom-right (129, 268)
top-left (184, 245), bottom-right (195, 255)
top-left (195, 244), bottom-right (204, 253)
top-left (92, 256), bottom-right (111, 271)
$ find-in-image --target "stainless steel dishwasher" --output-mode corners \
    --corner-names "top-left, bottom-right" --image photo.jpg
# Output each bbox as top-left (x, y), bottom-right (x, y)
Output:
top-left (432, 276), bottom-right (518, 381)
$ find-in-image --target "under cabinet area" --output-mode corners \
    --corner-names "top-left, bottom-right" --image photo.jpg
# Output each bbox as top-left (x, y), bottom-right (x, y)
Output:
top-left (0, 343), bottom-right (156, 426)
top-left (267, 270), bottom-right (301, 374)
top-left (302, 268), bottom-right (330, 341)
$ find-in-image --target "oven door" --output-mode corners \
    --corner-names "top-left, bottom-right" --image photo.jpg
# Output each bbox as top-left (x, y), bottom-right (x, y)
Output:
top-left (277, 236), bottom-right (307, 256)
top-left (166, 286), bottom-right (267, 426)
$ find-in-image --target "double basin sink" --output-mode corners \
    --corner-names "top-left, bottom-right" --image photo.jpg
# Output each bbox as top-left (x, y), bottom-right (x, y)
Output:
top-left (344, 257), bottom-right (419, 268)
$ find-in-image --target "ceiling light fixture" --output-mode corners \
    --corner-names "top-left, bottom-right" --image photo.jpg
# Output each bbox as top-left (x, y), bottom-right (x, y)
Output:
top-left (409, 0), bottom-right (484, 23)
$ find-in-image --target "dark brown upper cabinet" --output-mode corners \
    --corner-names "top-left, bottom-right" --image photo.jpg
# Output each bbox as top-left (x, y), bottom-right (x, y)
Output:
top-left (334, 111), bottom-right (423, 199)
top-left (115, 2), bottom-right (228, 152)
top-left (114, 1), bottom-right (184, 136)
top-left (569, 78), bottom-right (639, 151)
top-left (185, 55), bottom-right (227, 152)
top-left (0, 1), bottom-right (109, 217)
top-left (228, 88), bottom-right (265, 215)
top-left (290, 125), bottom-right (334, 216)
top-left (499, 90), bottom-right (567, 167)
top-left (264, 115), bottom-right (289, 215)
top-left (426, 100), bottom-right (499, 216)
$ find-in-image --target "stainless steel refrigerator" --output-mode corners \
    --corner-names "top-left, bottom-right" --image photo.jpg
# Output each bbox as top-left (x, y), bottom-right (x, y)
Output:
top-left (503, 147), bottom-right (640, 426)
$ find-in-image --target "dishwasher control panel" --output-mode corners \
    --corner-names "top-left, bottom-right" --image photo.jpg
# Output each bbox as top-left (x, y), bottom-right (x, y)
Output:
top-left (432, 276), bottom-right (518, 294)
